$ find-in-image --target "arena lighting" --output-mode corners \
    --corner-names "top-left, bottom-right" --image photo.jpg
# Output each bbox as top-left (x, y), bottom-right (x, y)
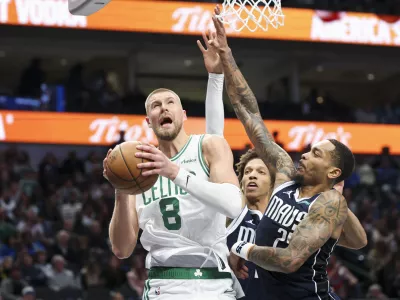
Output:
top-left (69, 0), bottom-right (111, 16)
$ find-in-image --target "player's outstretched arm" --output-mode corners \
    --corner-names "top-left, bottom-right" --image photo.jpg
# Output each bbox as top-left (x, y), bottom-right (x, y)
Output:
top-left (198, 31), bottom-right (225, 136)
top-left (205, 73), bottom-right (225, 136)
top-left (337, 209), bottom-right (367, 249)
top-left (104, 150), bottom-right (139, 259)
top-left (231, 190), bottom-right (348, 273)
top-left (333, 181), bottom-right (367, 250)
top-left (209, 7), bottom-right (295, 188)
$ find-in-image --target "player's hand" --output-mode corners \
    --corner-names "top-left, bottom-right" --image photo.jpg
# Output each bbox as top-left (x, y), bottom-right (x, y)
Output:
top-left (103, 149), bottom-right (129, 194)
top-left (209, 5), bottom-right (230, 53)
top-left (135, 144), bottom-right (180, 180)
top-left (102, 148), bottom-right (113, 181)
top-left (229, 252), bottom-right (249, 280)
top-left (197, 31), bottom-right (223, 74)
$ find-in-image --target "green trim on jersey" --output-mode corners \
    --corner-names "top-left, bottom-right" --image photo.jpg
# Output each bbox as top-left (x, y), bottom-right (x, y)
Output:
top-left (198, 134), bottom-right (210, 177)
top-left (143, 280), bottom-right (150, 300)
top-left (148, 267), bottom-right (231, 280)
top-left (171, 136), bottom-right (193, 162)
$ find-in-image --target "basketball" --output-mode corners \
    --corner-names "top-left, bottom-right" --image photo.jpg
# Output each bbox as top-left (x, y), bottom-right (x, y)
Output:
top-left (105, 141), bottom-right (159, 195)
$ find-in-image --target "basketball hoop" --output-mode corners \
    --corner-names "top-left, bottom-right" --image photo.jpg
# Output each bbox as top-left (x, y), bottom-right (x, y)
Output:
top-left (69, 0), bottom-right (111, 16)
top-left (218, 0), bottom-right (284, 32)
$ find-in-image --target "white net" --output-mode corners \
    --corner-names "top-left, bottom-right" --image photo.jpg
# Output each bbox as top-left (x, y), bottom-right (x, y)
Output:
top-left (218, 0), bottom-right (284, 32)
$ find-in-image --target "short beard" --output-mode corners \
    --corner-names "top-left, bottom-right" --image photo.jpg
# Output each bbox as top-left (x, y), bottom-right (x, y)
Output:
top-left (153, 122), bottom-right (181, 141)
top-left (155, 131), bottom-right (178, 141)
top-left (293, 173), bottom-right (304, 185)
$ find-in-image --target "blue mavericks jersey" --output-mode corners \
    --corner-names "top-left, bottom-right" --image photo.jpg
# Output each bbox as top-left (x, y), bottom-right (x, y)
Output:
top-left (255, 181), bottom-right (339, 300)
top-left (227, 206), bottom-right (265, 300)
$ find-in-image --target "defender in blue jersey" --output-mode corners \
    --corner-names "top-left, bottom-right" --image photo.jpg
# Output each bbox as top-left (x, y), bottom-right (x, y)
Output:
top-left (227, 150), bottom-right (271, 300)
top-left (209, 8), bottom-right (368, 300)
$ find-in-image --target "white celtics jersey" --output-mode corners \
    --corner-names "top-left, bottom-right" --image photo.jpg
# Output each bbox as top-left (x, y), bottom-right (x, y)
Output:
top-left (136, 135), bottom-right (229, 270)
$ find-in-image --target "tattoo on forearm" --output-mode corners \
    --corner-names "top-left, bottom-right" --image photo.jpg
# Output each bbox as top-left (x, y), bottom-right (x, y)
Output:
top-left (221, 50), bottom-right (295, 182)
top-left (248, 191), bottom-right (348, 273)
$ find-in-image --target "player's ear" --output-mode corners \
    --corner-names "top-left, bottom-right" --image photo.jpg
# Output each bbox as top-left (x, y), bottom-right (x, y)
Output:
top-left (327, 167), bottom-right (341, 181)
top-left (145, 117), bottom-right (152, 128)
top-left (183, 110), bottom-right (187, 121)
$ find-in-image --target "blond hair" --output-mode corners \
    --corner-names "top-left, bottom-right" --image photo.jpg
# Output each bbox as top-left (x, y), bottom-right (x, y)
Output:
top-left (145, 88), bottom-right (181, 114)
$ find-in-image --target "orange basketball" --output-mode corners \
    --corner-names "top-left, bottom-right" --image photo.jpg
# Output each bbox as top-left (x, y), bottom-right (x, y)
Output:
top-left (105, 141), bottom-right (158, 195)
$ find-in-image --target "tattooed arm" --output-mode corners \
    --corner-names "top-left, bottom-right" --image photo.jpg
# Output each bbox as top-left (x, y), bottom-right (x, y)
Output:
top-left (210, 9), bottom-right (295, 188)
top-left (246, 190), bottom-right (348, 273)
top-left (333, 181), bottom-right (367, 250)
top-left (337, 209), bottom-right (367, 249)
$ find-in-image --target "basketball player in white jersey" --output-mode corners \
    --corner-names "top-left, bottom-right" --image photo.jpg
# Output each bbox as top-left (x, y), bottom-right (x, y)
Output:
top-left (104, 32), bottom-right (243, 300)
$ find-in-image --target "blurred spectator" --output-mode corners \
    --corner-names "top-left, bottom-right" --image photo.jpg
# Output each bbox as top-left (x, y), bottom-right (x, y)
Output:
top-left (51, 230), bottom-right (77, 265)
top-left (0, 266), bottom-right (29, 300)
top-left (19, 253), bottom-right (46, 286)
top-left (111, 291), bottom-right (125, 300)
top-left (33, 249), bottom-right (49, 275)
top-left (355, 106), bottom-right (378, 123)
top-left (111, 130), bottom-right (126, 150)
top-left (101, 255), bottom-right (126, 291)
top-left (66, 63), bottom-right (87, 112)
top-left (0, 191), bottom-right (18, 222)
top-left (60, 151), bottom-right (85, 177)
top-left (327, 255), bottom-right (362, 299)
top-left (118, 270), bottom-right (142, 300)
top-left (0, 256), bottom-right (15, 279)
top-left (85, 151), bottom-right (102, 175)
top-left (13, 151), bottom-right (33, 177)
top-left (0, 209), bottom-right (16, 241)
top-left (358, 158), bottom-right (376, 187)
top-left (17, 58), bottom-right (46, 98)
top-left (19, 231), bottom-right (45, 257)
top-left (366, 284), bottom-right (389, 299)
top-left (81, 258), bottom-right (104, 288)
top-left (60, 191), bottom-right (82, 225)
top-left (21, 286), bottom-right (36, 300)
top-left (45, 255), bottom-right (80, 291)
top-left (38, 153), bottom-right (59, 193)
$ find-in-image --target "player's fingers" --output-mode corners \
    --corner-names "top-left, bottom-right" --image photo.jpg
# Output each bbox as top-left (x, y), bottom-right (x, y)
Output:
top-left (103, 167), bottom-right (109, 180)
top-left (233, 269), bottom-right (242, 278)
top-left (216, 4), bottom-right (221, 15)
top-left (208, 40), bottom-right (219, 49)
top-left (212, 16), bottom-right (220, 32)
top-left (107, 148), bottom-right (112, 156)
top-left (137, 144), bottom-right (159, 154)
top-left (141, 169), bottom-right (160, 176)
top-left (215, 17), bottom-right (225, 34)
top-left (240, 270), bottom-right (249, 279)
top-left (242, 265), bottom-right (249, 272)
top-left (135, 151), bottom-right (157, 161)
top-left (137, 161), bottom-right (162, 169)
top-left (213, 5), bottom-right (224, 29)
top-left (197, 40), bottom-right (206, 53)
top-left (202, 31), bottom-right (209, 48)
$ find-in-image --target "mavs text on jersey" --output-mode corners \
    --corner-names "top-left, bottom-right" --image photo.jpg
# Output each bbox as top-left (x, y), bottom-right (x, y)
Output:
top-left (256, 181), bottom-right (340, 300)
